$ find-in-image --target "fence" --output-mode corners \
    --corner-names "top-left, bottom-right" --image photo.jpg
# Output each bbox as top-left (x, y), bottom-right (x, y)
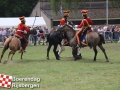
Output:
top-left (99, 31), bottom-right (120, 43)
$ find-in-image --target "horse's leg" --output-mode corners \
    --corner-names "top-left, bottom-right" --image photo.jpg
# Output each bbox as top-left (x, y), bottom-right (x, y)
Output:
top-left (58, 45), bottom-right (65, 56)
top-left (72, 47), bottom-right (77, 60)
top-left (11, 52), bottom-right (15, 60)
top-left (21, 52), bottom-right (23, 60)
top-left (8, 51), bottom-right (15, 60)
top-left (93, 46), bottom-right (97, 61)
top-left (72, 47), bottom-right (82, 60)
top-left (47, 44), bottom-right (52, 60)
top-left (3, 50), bottom-right (15, 64)
top-left (98, 45), bottom-right (109, 62)
top-left (53, 44), bottom-right (60, 60)
top-left (0, 42), bottom-right (9, 63)
top-left (77, 47), bottom-right (82, 59)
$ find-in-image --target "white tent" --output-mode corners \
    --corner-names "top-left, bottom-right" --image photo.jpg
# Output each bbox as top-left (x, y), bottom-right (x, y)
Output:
top-left (0, 17), bottom-right (46, 28)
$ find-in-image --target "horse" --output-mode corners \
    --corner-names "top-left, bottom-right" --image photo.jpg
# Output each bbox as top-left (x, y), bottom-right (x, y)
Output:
top-left (60, 25), bottom-right (109, 62)
top-left (46, 28), bottom-right (64, 60)
top-left (0, 28), bottom-right (37, 64)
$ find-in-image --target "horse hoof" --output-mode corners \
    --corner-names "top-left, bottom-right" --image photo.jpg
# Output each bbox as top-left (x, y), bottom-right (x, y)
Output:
top-left (58, 55), bottom-right (60, 58)
top-left (106, 59), bottom-right (109, 62)
top-left (3, 60), bottom-right (7, 64)
top-left (46, 57), bottom-right (50, 60)
top-left (56, 58), bottom-right (60, 60)
top-left (74, 59), bottom-right (77, 61)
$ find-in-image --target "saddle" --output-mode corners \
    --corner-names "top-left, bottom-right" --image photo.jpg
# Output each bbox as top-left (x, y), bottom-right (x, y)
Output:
top-left (80, 29), bottom-right (92, 46)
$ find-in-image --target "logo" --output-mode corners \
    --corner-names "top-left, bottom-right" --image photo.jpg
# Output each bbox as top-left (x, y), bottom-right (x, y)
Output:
top-left (0, 74), bottom-right (40, 89)
top-left (0, 74), bottom-right (12, 88)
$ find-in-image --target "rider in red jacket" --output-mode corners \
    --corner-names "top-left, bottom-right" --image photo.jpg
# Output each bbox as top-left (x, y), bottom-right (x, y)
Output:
top-left (60, 10), bottom-right (70, 25)
top-left (75, 10), bottom-right (93, 47)
top-left (14, 16), bottom-right (30, 52)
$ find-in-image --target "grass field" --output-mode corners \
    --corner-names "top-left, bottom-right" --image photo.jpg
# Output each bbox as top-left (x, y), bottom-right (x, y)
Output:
top-left (0, 43), bottom-right (120, 90)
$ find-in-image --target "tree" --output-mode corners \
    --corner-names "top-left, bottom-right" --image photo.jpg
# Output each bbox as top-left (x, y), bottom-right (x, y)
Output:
top-left (0, 0), bottom-right (38, 17)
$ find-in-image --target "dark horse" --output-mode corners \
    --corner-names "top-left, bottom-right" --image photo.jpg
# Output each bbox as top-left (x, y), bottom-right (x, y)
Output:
top-left (0, 29), bottom-right (37, 64)
top-left (61, 25), bottom-right (109, 62)
top-left (46, 28), bottom-right (64, 60)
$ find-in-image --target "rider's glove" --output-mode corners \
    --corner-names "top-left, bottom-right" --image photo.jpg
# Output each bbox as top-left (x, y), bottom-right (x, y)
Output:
top-left (23, 30), bottom-right (27, 34)
top-left (75, 25), bottom-right (78, 28)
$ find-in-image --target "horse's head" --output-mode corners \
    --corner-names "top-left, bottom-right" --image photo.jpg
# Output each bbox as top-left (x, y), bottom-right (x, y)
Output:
top-left (24, 28), bottom-right (37, 39)
top-left (29, 28), bottom-right (37, 35)
top-left (61, 25), bottom-right (76, 39)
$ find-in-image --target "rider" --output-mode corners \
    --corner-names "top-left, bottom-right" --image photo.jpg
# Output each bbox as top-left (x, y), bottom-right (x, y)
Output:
top-left (14, 16), bottom-right (30, 52)
top-left (75, 10), bottom-right (93, 47)
top-left (60, 10), bottom-right (71, 46)
top-left (60, 10), bottom-right (70, 26)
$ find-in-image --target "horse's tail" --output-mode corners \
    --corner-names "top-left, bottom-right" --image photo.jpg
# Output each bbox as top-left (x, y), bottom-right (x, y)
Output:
top-left (2, 37), bottom-right (12, 53)
top-left (99, 34), bottom-right (105, 44)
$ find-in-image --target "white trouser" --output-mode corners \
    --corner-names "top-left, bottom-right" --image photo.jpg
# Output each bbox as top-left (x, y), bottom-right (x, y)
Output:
top-left (58, 45), bottom-right (65, 55)
top-left (58, 39), bottom-right (65, 55)
top-left (77, 47), bottom-right (81, 55)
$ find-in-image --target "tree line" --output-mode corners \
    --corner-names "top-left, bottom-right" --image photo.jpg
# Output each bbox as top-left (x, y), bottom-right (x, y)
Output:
top-left (0, 0), bottom-right (38, 17)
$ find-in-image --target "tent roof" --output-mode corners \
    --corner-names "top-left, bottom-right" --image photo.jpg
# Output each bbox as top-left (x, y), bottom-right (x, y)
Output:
top-left (0, 17), bottom-right (46, 28)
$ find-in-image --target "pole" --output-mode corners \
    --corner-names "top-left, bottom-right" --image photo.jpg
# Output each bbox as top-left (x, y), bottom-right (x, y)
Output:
top-left (106, 0), bottom-right (108, 25)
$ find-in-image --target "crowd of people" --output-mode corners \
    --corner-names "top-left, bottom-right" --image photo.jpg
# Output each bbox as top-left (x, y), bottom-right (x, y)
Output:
top-left (28, 26), bottom-right (49, 46)
top-left (91, 24), bottom-right (120, 42)
top-left (0, 24), bottom-right (119, 46)
top-left (0, 26), bottom-right (50, 46)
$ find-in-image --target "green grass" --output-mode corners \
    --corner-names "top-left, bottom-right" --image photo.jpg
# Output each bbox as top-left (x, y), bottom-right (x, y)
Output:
top-left (0, 43), bottom-right (120, 90)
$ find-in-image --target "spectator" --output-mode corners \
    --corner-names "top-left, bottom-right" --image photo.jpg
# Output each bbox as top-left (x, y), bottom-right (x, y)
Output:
top-left (93, 26), bottom-right (98, 32)
top-left (28, 27), bottom-right (34, 46)
top-left (10, 26), bottom-right (16, 36)
top-left (36, 27), bottom-right (40, 45)
top-left (111, 25), bottom-right (115, 40)
top-left (114, 26), bottom-right (119, 41)
top-left (44, 29), bottom-right (49, 44)
top-left (1, 28), bottom-right (7, 45)
top-left (118, 27), bottom-right (120, 40)
top-left (39, 27), bottom-right (45, 45)
top-left (33, 27), bottom-right (38, 46)
top-left (98, 26), bottom-right (104, 35)
top-left (6, 28), bottom-right (10, 38)
top-left (103, 24), bottom-right (108, 31)
top-left (50, 27), bottom-right (55, 33)
top-left (105, 27), bottom-right (111, 42)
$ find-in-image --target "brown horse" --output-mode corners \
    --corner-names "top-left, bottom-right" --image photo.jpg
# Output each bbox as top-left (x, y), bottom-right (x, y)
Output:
top-left (0, 28), bottom-right (37, 64)
top-left (60, 25), bottom-right (109, 62)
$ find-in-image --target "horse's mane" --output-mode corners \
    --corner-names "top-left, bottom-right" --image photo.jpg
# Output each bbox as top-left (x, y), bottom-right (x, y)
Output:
top-left (24, 28), bottom-right (37, 39)
top-left (62, 25), bottom-right (75, 32)
top-left (62, 25), bottom-right (76, 38)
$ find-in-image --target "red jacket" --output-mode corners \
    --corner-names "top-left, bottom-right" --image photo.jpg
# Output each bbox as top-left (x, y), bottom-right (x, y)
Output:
top-left (15, 23), bottom-right (30, 38)
top-left (60, 18), bottom-right (66, 25)
top-left (77, 18), bottom-right (93, 28)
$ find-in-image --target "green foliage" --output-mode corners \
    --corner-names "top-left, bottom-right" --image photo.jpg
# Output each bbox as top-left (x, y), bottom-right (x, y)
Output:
top-left (0, 0), bottom-right (38, 17)
top-left (49, 0), bottom-right (80, 14)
